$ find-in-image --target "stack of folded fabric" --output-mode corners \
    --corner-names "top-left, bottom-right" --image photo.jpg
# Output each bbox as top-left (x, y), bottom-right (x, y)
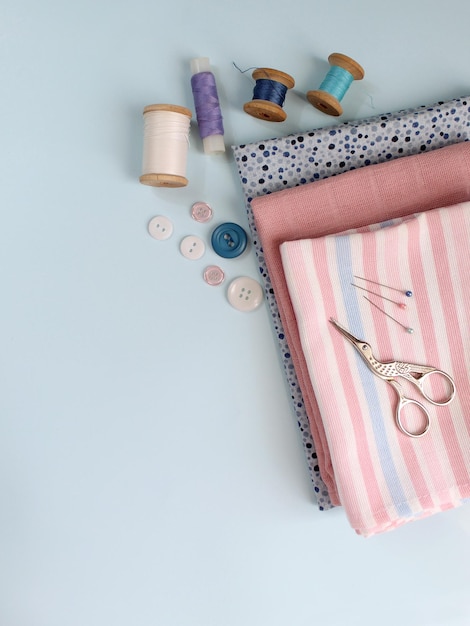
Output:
top-left (232, 96), bottom-right (470, 534)
top-left (279, 199), bottom-right (470, 536)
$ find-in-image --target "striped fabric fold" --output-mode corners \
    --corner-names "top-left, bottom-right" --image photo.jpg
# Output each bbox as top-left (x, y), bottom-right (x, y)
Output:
top-left (280, 203), bottom-right (470, 536)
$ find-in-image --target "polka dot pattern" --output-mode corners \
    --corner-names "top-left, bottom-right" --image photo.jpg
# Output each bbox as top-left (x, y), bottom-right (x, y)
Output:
top-left (232, 96), bottom-right (470, 510)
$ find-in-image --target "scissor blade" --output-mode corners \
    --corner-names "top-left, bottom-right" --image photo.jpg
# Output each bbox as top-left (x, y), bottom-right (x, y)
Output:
top-left (329, 317), bottom-right (365, 346)
top-left (328, 317), bottom-right (376, 370)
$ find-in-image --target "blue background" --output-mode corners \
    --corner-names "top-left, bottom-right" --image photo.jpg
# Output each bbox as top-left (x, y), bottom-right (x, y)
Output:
top-left (1, 1), bottom-right (469, 624)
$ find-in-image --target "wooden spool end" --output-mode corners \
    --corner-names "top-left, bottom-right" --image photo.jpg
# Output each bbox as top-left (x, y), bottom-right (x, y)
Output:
top-left (328, 53), bottom-right (364, 81)
top-left (243, 99), bottom-right (287, 122)
top-left (251, 67), bottom-right (295, 89)
top-left (243, 67), bottom-right (294, 122)
top-left (143, 103), bottom-right (192, 118)
top-left (139, 173), bottom-right (188, 188)
top-left (306, 90), bottom-right (343, 117)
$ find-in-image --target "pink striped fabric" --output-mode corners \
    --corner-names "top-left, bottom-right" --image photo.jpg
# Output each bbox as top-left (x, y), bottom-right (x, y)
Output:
top-left (279, 203), bottom-right (470, 536)
top-left (251, 142), bottom-right (470, 510)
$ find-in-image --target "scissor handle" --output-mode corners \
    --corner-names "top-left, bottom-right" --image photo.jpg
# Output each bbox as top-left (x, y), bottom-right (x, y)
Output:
top-left (395, 396), bottom-right (431, 438)
top-left (411, 369), bottom-right (456, 406)
top-left (388, 380), bottom-right (431, 438)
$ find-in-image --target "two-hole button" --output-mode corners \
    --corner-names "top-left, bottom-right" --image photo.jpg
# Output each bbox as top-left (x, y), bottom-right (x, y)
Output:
top-left (179, 235), bottom-right (205, 260)
top-left (148, 215), bottom-right (174, 240)
top-left (211, 223), bottom-right (248, 259)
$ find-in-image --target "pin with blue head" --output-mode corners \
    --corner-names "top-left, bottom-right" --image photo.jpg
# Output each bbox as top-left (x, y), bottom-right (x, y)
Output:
top-left (307, 53), bottom-right (364, 117)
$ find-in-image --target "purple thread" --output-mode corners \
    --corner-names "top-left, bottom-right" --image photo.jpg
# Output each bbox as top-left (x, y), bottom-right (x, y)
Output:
top-left (191, 71), bottom-right (224, 139)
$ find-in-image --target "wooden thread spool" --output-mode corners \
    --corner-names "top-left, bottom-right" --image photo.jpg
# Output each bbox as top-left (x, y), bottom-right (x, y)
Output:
top-left (307, 53), bottom-right (364, 117)
top-left (139, 103), bottom-right (192, 188)
top-left (243, 67), bottom-right (295, 122)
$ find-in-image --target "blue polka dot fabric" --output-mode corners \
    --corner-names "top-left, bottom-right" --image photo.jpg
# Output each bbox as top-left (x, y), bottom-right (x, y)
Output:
top-left (232, 96), bottom-right (470, 510)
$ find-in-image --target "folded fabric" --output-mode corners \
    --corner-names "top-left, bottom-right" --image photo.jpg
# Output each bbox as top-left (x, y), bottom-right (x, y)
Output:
top-left (233, 95), bottom-right (470, 509)
top-left (250, 141), bottom-right (470, 507)
top-left (279, 202), bottom-right (470, 536)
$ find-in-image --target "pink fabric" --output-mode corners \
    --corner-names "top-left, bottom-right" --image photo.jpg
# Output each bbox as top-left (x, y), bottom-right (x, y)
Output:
top-left (251, 142), bottom-right (470, 508)
top-left (279, 203), bottom-right (470, 536)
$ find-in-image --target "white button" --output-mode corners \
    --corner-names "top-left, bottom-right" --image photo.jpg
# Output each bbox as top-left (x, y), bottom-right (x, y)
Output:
top-left (227, 276), bottom-right (264, 312)
top-left (148, 215), bottom-right (173, 240)
top-left (180, 235), bottom-right (205, 260)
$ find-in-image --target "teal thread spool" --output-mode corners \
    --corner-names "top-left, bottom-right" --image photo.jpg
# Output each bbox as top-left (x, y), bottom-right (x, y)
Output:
top-left (307, 53), bottom-right (364, 116)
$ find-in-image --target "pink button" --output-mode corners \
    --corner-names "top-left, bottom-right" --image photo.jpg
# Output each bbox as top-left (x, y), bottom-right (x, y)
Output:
top-left (191, 201), bottom-right (213, 223)
top-left (203, 265), bottom-right (225, 286)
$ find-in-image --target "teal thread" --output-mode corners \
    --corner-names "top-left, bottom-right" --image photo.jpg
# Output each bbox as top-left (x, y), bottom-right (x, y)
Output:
top-left (319, 65), bottom-right (354, 102)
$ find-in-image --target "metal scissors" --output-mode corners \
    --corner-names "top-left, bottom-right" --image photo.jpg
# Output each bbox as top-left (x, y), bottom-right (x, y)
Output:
top-left (329, 318), bottom-right (456, 438)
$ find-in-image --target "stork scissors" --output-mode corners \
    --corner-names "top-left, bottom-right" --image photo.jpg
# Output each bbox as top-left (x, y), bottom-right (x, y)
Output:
top-left (329, 318), bottom-right (456, 438)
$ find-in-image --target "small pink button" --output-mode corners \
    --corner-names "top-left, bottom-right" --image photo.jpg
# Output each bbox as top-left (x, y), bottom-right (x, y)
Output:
top-left (203, 265), bottom-right (225, 286)
top-left (191, 201), bottom-right (213, 223)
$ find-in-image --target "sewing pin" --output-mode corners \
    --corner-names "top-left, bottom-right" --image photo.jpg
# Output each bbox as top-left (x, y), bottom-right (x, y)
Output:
top-left (354, 275), bottom-right (413, 297)
top-left (363, 296), bottom-right (414, 334)
top-left (350, 283), bottom-right (407, 309)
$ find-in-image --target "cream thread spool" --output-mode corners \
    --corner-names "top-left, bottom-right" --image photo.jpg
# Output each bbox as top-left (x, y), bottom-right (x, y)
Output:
top-left (139, 104), bottom-right (192, 188)
top-left (243, 67), bottom-right (295, 122)
top-left (306, 53), bottom-right (364, 117)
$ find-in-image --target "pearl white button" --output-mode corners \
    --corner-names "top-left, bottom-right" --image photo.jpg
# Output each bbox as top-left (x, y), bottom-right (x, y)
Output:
top-left (227, 276), bottom-right (263, 312)
top-left (179, 235), bottom-right (205, 260)
top-left (148, 215), bottom-right (173, 240)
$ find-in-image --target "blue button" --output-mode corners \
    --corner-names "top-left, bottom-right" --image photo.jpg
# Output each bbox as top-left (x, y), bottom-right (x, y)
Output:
top-left (211, 222), bottom-right (248, 259)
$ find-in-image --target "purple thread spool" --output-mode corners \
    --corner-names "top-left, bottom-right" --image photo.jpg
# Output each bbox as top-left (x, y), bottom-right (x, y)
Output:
top-left (190, 57), bottom-right (225, 155)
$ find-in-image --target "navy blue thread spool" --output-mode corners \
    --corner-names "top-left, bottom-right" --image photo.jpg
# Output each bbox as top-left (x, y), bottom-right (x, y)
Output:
top-left (307, 53), bottom-right (364, 117)
top-left (243, 67), bottom-right (295, 122)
